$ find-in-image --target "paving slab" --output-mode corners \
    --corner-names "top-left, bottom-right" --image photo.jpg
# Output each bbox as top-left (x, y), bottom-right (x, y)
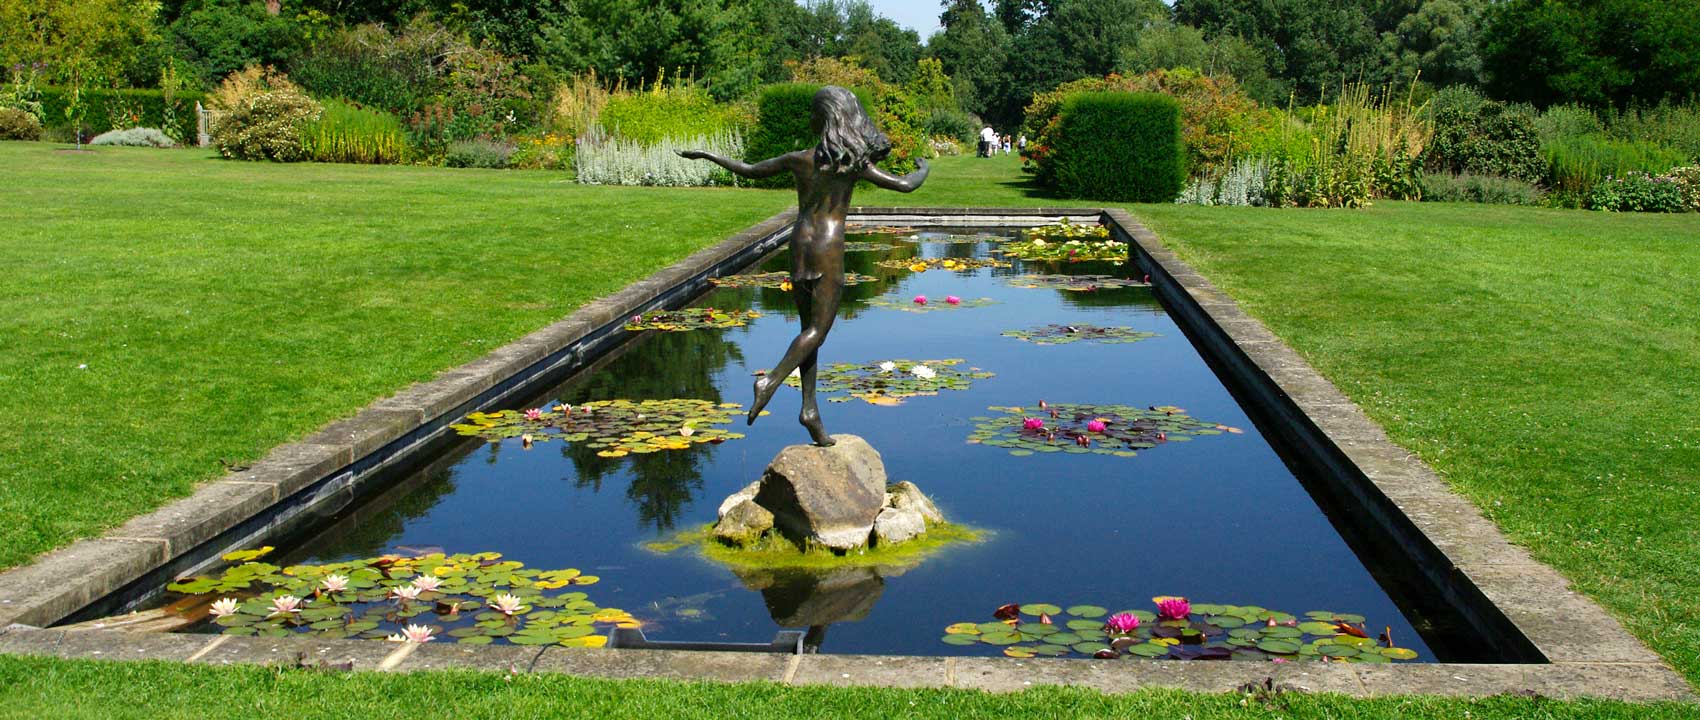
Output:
top-left (1527, 663), bottom-right (1695, 702)
top-left (531, 647), bottom-right (790, 683)
top-left (0, 539), bottom-right (166, 627)
top-left (299, 408), bottom-right (420, 460)
top-left (192, 634), bottom-right (400, 670)
top-left (226, 442), bottom-right (349, 501)
top-left (1352, 663), bottom-right (1533, 697)
top-left (951, 656), bottom-right (1362, 695)
top-left (49, 629), bottom-right (216, 662)
top-left (371, 369), bottom-right (494, 423)
top-left (1458, 563), bottom-right (1663, 664)
top-left (790, 654), bottom-right (950, 689)
top-left (107, 481), bottom-right (277, 558)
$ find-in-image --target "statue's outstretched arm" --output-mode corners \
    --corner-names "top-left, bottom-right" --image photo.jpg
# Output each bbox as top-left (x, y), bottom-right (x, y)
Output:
top-left (676, 150), bottom-right (796, 179)
top-left (860, 158), bottom-right (929, 193)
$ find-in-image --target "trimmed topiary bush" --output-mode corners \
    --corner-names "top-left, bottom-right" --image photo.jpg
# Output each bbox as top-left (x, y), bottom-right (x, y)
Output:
top-left (0, 108), bottom-right (43, 141)
top-left (1046, 92), bottom-right (1185, 202)
top-left (90, 127), bottom-right (176, 148)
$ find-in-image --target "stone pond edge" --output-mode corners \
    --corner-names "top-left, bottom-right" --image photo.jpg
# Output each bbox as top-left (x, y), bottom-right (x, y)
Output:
top-left (0, 206), bottom-right (1688, 702)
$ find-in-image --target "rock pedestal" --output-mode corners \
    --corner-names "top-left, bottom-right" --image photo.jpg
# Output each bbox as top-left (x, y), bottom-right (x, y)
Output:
top-left (711, 434), bottom-right (946, 551)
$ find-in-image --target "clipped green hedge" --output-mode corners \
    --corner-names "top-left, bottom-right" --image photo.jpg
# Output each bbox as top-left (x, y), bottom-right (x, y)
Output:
top-left (744, 83), bottom-right (875, 188)
top-left (1046, 92), bottom-right (1185, 202)
top-left (38, 87), bottom-right (205, 141)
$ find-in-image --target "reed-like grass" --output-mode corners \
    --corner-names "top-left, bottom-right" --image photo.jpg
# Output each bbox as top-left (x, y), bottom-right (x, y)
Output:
top-left (298, 99), bottom-right (410, 165)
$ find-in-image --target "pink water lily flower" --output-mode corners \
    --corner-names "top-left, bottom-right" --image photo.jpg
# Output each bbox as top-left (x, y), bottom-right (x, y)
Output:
top-left (320, 574), bottom-right (349, 593)
top-left (387, 624), bottom-right (436, 643)
top-left (913, 295), bottom-right (928, 305)
top-left (268, 595), bottom-right (302, 617)
top-left (1155, 596), bottom-right (1191, 621)
top-left (1022, 417), bottom-right (1044, 431)
top-left (1086, 419), bottom-right (1107, 433)
top-left (524, 408), bottom-right (543, 421)
top-left (1103, 612), bottom-right (1140, 634)
top-left (945, 295), bottom-right (961, 305)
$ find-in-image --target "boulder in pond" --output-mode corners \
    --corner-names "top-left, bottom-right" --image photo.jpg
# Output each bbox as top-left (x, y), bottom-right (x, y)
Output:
top-left (754, 434), bottom-right (886, 550)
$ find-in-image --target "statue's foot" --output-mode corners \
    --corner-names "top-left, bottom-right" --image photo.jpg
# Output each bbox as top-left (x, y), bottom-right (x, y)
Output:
top-left (748, 376), bottom-right (777, 425)
top-left (801, 408), bottom-right (834, 446)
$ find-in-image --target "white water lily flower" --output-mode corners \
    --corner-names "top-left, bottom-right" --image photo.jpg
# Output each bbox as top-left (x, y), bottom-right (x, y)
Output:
top-left (788, 368), bottom-right (801, 379)
top-left (679, 425), bottom-right (695, 437)
top-left (910, 365), bottom-right (937, 380)
top-left (878, 361), bottom-right (896, 373)
top-left (410, 576), bottom-right (442, 593)
top-left (320, 574), bottom-right (349, 593)
top-left (391, 585), bottom-right (422, 602)
top-left (1031, 239), bottom-right (1046, 247)
top-left (209, 597), bottom-right (240, 618)
top-left (492, 593), bottom-right (526, 616)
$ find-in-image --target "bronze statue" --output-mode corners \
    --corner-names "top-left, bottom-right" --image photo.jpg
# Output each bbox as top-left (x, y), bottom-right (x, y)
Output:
top-left (679, 86), bottom-right (929, 446)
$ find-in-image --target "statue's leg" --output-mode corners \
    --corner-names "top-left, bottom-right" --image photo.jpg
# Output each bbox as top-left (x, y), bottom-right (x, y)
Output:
top-left (747, 277), bottom-right (841, 428)
top-left (799, 349), bottom-right (831, 446)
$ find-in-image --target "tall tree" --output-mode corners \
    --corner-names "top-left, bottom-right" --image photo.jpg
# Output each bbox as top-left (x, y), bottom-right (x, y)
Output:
top-left (534, 0), bottom-right (774, 100)
top-left (927, 0), bottom-right (1008, 116)
top-left (1376, 0), bottom-right (1483, 89)
top-left (1479, 0), bottom-right (1700, 108)
top-left (1174, 0), bottom-right (1382, 101)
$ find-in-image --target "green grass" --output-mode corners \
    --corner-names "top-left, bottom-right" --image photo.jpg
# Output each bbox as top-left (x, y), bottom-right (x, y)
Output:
top-left (0, 142), bottom-right (790, 569)
top-left (4, 146), bottom-right (1700, 715)
top-left (2, 654), bottom-right (1697, 720)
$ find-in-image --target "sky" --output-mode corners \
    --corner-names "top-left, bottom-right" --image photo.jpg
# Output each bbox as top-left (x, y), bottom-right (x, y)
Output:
top-left (863, 0), bottom-right (944, 39)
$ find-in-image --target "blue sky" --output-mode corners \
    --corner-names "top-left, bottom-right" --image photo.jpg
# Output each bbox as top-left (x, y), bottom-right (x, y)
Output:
top-left (863, 0), bottom-right (943, 38)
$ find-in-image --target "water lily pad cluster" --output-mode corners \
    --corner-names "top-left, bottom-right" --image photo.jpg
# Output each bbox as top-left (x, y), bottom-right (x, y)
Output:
top-left (1002, 324), bottom-right (1159, 346)
top-left (996, 237), bottom-right (1128, 263)
top-left (843, 241), bottom-right (896, 253)
top-left (167, 550), bottom-right (636, 648)
top-left (845, 224), bottom-right (917, 235)
top-left (708, 271), bottom-right (877, 289)
top-left (864, 296), bottom-right (999, 313)
top-left (968, 403), bottom-right (1241, 457)
top-left (940, 599), bottom-right (1419, 663)
top-left (625, 309), bottom-right (762, 332)
top-left (899, 233), bottom-right (1002, 245)
top-left (876, 257), bottom-right (1011, 272)
top-left (451, 399), bottom-right (746, 457)
top-left (1023, 220), bottom-right (1111, 242)
top-left (1005, 274), bottom-right (1149, 292)
top-left (766, 359), bottom-right (994, 406)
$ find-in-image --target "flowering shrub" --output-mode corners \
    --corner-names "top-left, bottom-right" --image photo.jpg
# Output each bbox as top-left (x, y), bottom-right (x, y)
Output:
top-left (1586, 171), bottom-right (1691, 213)
top-left (90, 127), bottom-right (175, 147)
top-left (444, 138), bottom-right (515, 169)
top-left (1669, 167), bottom-right (1700, 212)
top-left (209, 66), bottom-right (323, 162)
top-left (0, 107), bottom-right (42, 141)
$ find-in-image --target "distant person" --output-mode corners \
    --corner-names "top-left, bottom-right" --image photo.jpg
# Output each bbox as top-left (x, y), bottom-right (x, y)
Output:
top-left (1001, 134), bottom-right (1012, 155)
top-left (1018, 134), bottom-right (1027, 153)
top-left (979, 126), bottom-right (996, 158)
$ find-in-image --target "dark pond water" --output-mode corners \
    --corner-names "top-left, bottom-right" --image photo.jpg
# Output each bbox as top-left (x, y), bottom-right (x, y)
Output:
top-left (269, 226), bottom-right (1447, 660)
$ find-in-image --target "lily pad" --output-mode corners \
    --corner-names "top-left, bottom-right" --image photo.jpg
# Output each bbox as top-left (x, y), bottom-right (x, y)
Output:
top-left (1065, 605), bottom-right (1107, 618)
top-left (625, 309), bottom-right (761, 332)
top-left (968, 403), bottom-right (1235, 458)
top-left (1002, 324), bottom-right (1158, 346)
top-left (452, 399), bottom-right (745, 453)
top-left (708, 271), bottom-right (876, 290)
top-left (863, 296), bottom-right (999, 314)
top-left (876, 257), bottom-right (1010, 272)
top-left (993, 221), bottom-right (1126, 262)
top-left (1005, 274), bottom-right (1149, 292)
top-left (766, 359), bottom-right (993, 405)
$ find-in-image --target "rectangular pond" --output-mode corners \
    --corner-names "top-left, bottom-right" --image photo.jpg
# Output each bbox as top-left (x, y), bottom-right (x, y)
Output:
top-left (159, 222), bottom-right (1502, 663)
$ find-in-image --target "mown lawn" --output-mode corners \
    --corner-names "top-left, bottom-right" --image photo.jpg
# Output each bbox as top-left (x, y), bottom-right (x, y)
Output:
top-left (1, 653), bottom-right (1697, 720)
top-left (0, 142), bottom-right (791, 569)
top-left (2, 146), bottom-right (1697, 715)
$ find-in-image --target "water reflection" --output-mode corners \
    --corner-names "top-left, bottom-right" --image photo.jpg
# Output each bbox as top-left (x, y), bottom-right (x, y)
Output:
top-left (554, 326), bottom-right (742, 531)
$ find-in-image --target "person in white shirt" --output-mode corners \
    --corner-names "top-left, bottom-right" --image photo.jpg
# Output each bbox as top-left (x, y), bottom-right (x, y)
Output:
top-left (979, 126), bottom-right (996, 158)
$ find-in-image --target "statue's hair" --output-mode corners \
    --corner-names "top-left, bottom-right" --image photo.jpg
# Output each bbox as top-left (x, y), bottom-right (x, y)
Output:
top-left (811, 86), bottom-right (890, 174)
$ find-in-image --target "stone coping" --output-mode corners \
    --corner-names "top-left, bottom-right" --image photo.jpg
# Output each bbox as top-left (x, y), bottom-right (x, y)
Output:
top-left (0, 207), bottom-right (1689, 702)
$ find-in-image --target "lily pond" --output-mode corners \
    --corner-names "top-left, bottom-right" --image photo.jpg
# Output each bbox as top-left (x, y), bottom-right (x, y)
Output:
top-left (163, 223), bottom-right (1481, 662)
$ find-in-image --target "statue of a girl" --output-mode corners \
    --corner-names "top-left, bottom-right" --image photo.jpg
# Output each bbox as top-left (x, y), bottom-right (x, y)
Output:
top-left (679, 86), bottom-right (929, 446)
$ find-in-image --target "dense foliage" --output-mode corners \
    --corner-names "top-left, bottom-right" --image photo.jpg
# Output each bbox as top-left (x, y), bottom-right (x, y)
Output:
top-left (1043, 92), bottom-right (1185, 202)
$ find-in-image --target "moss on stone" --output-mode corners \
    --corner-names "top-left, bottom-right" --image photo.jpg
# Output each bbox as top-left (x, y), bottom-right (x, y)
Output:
top-left (642, 522), bottom-right (985, 572)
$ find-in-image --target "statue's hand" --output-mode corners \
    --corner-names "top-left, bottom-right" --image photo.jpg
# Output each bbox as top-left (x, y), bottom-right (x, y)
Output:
top-left (676, 150), bottom-right (708, 160)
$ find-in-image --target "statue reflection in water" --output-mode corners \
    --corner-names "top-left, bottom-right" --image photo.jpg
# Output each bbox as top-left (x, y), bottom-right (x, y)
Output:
top-left (680, 86), bottom-right (929, 447)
